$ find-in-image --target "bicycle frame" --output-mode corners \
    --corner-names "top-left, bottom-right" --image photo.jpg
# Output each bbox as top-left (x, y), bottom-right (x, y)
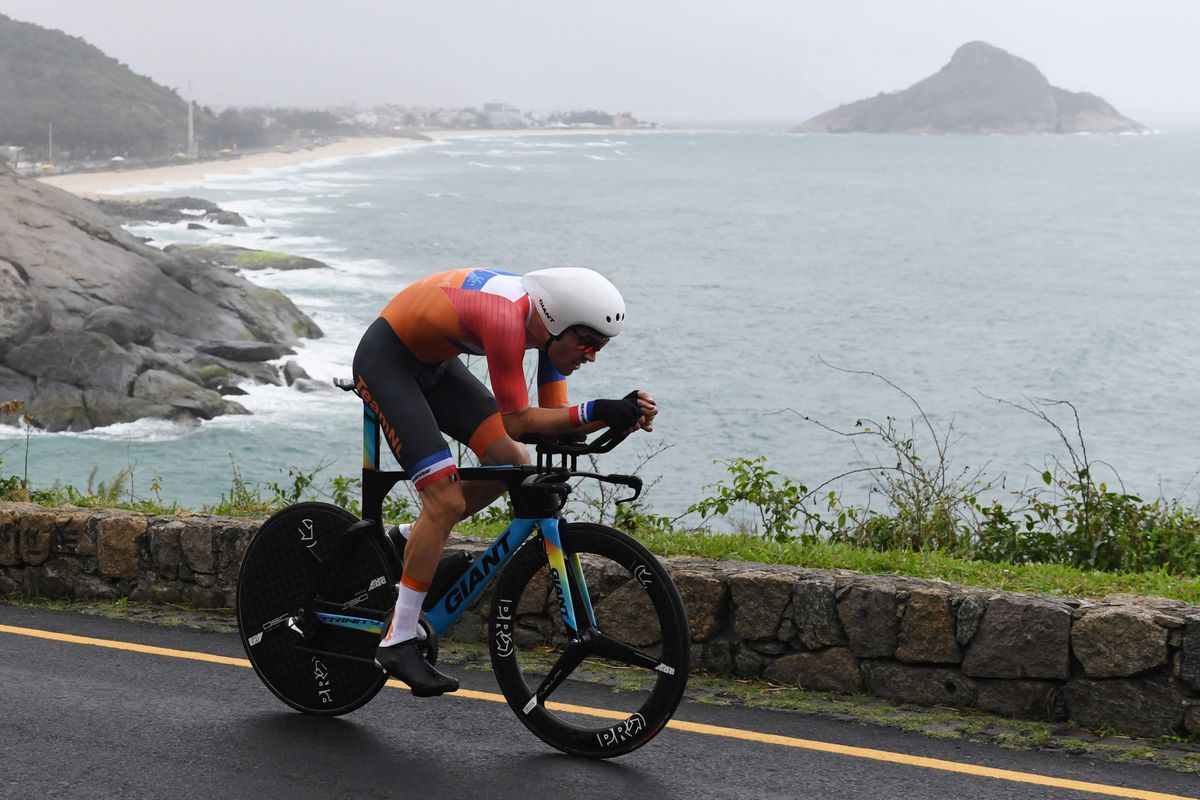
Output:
top-left (310, 403), bottom-right (607, 641)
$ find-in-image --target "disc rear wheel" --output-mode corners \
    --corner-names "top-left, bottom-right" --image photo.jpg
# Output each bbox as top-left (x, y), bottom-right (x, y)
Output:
top-left (236, 502), bottom-right (397, 716)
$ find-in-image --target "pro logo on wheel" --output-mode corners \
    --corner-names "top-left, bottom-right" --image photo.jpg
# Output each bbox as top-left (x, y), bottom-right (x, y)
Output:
top-left (494, 598), bottom-right (515, 658)
top-left (596, 713), bottom-right (646, 748)
top-left (312, 657), bottom-right (334, 704)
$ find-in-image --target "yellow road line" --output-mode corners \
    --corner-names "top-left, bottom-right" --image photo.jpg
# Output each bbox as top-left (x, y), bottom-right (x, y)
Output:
top-left (1, 623), bottom-right (1194, 800)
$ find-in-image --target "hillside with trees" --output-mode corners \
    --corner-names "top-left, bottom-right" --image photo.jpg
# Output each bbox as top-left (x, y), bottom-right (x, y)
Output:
top-left (0, 13), bottom-right (193, 159)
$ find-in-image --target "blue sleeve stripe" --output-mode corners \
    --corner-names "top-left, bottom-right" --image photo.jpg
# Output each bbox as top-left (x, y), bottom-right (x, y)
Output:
top-left (537, 350), bottom-right (566, 386)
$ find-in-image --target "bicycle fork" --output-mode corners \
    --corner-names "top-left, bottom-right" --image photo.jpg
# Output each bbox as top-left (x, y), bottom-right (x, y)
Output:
top-left (539, 518), bottom-right (597, 634)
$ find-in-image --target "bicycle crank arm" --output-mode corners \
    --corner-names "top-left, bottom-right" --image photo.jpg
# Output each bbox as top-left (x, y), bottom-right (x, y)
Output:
top-left (293, 644), bottom-right (381, 668)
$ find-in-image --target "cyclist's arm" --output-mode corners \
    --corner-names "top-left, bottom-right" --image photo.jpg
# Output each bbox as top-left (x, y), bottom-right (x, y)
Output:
top-left (502, 405), bottom-right (604, 438)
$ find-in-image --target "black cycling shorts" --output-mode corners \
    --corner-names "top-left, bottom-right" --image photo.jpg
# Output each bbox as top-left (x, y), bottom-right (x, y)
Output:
top-left (352, 317), bottom-right (507, 489)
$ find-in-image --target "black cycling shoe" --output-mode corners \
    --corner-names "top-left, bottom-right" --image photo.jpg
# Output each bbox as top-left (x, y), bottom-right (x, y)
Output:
top-left (375, 640), bottom-right (459, 697)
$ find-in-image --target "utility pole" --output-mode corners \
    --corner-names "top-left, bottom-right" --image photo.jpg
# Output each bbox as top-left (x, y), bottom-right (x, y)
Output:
top-left (187, 82), bottom-right (197, 159)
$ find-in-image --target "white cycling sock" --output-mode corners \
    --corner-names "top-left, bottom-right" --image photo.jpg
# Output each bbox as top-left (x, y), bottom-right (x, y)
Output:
top-left (380, 580), bottom-right (425, 646)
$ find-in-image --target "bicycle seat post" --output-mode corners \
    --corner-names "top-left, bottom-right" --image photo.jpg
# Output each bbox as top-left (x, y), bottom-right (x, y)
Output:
top-left (360, 402), bottom-right (391, 527)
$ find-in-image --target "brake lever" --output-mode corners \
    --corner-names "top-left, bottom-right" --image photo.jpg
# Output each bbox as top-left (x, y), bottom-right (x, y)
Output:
top-left (606, 474), bottom-right (643, 504)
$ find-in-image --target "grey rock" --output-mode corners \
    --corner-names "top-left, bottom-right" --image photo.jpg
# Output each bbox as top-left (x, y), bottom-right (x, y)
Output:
top-left (735, 643), bottom-right (767, 677)
top-left (961, 596), bottom-right (1071, 680)
top-left (28, 380), bottom-right (89, 431)
top-left (1064, 677), bottom-right (1188, 737)
top-left (836, 582), bottom-right (899, 658)
top-left (763, 647), bottom-right (863, 693)
top-left (148, 521), bottom-right (183, 579)
top-left (186, 223), bottom-right (208, 230)
top-left (83, 305), bottom-right (155, 346)
top-left (1186, 705), bottom-right (1200, 736)
top-left (730, 571), bottom-right (794, 641)
top-left (81, 388), bottom-right (170, 429)
top-left (791, 578), bottom-right (845, 649)
top-left (7, 331), bottom-right (142, 395)
top-left (197, 340), bottom-right (295, 362)
top-left (861, 661), bottom-right (977, 708)
top-left (282, 360), bottom-right (311, 386)
top-left (0, 173), bottom-right (322, 430)
top-left (0, 259), bottom-right (52, 354)
top-left (975, 679), bottom-right (1064, 720)
top-left (671, 568), bottom-right (726, 641)
top-left (1072, 606), bottom-right (1169, 678)
top-left (204, 211), bottom-right (249, 227)
top-left (167, 244), bottom-right (329, 271)
top-left (702, 639), bottom-right (735, 673)
top-left (132, 370), bottom-right (248, 420)
top-left (90, 196), bottom-right (242, 225)
top-left (1181, 617), bottom-right (1200, 690)
top-left (955, 593), bottom-right (986, 644)
top-left (896, 588), bottom-right (962, 664)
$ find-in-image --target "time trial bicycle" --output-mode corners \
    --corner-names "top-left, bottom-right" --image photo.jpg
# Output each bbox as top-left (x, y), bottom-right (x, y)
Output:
top-left (235, 378), bottom-right (690, 758)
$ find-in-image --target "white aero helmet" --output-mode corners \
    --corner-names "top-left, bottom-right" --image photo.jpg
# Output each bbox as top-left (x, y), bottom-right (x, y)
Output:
top-left (522, 267), bottom-right (626, 338)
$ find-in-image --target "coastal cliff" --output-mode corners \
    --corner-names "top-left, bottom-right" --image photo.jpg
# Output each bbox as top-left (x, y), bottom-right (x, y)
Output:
top-left (0, 173), bottom-right (322, 432)
top-left (795, 41), bottom-right (1145, 135)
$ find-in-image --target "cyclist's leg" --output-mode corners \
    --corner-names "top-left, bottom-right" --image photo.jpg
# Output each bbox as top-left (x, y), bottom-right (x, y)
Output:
top-left (426, 357), bottom-right (529, 517)
top-left (353, 319), bottom-right (461, 695)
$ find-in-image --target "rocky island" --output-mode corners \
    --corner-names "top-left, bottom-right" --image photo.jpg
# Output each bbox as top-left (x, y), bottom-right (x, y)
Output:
top-left (0, 166), bottom-right (324, 432)
top-left (795, 41), bottom-right (1145, 135)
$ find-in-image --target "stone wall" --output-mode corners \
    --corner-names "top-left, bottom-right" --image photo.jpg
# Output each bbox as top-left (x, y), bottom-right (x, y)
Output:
top-left (2, 502), bottom-right (1197, 737)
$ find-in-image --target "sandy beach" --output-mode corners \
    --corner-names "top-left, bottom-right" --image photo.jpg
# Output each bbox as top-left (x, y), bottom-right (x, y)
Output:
top-left (37, 136), bottom-right (435, 198)
top-left (36, 129), bottom-right (655, 199)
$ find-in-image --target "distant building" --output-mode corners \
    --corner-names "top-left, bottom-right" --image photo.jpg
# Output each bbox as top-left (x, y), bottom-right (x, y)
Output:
top-left (2, 145), bottom-right (24, 166)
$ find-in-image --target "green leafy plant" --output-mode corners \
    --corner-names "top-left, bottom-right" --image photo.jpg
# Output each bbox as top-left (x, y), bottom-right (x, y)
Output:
top-left (687, 456), bottom-right (815, 541)
top-left (205, 454), bottom-right (274, 516)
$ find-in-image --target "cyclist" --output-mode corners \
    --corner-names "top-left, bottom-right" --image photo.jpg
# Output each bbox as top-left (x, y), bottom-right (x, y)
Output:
top-left (353, 267), bottom-right (657, 696)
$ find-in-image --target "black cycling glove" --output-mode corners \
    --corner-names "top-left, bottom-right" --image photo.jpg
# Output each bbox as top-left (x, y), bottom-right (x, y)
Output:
top-left (591, 397), bottom-right (643, 431)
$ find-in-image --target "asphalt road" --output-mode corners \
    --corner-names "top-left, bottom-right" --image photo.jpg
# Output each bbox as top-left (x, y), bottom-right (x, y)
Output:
top-left (1, 605), bottom-right (1196, 800)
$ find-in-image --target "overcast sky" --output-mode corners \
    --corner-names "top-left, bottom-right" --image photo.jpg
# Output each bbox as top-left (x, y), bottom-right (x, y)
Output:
top-left (2, 1), bottom-right (1197, 128)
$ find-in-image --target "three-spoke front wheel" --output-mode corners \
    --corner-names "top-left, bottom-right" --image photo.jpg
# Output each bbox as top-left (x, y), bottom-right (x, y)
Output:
top-left (489, 522), bottom-right (690, 758)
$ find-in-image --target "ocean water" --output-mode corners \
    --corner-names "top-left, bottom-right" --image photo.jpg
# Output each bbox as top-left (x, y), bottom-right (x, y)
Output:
top-left (4, 130), bottom-right (1200, 520)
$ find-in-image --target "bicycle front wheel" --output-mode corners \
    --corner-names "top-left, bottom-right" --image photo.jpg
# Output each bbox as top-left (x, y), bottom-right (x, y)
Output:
top-left (489, 522), bottom-right (690, 758)
top-left (236, 502), bottom-right (397, 716)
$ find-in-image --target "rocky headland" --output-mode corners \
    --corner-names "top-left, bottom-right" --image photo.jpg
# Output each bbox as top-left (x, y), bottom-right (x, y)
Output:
top-left (795, 41), bottom-right (1145, 135)
top-left (0, 171), bottom-right (324, 432)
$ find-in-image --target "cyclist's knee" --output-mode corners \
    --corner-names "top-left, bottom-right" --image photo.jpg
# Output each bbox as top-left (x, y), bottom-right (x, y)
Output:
top-left (482, 435), bottom-right (530, 467)
top-left (419, 476), bottom-right (467, 524)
